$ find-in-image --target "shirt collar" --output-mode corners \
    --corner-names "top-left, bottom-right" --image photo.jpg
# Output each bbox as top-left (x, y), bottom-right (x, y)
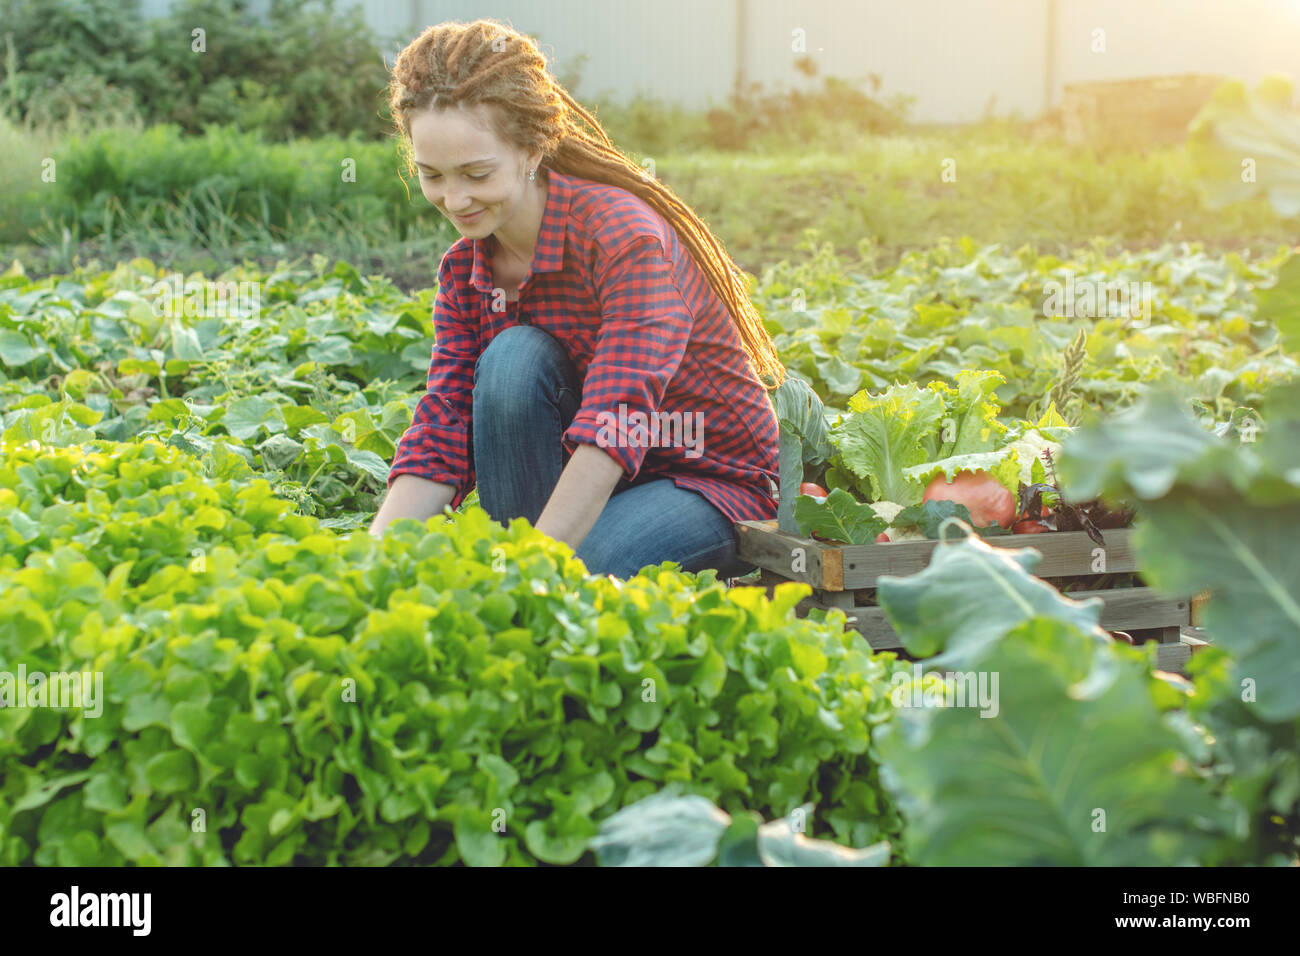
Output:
top-left (469, 167), bottom-right (572, 294)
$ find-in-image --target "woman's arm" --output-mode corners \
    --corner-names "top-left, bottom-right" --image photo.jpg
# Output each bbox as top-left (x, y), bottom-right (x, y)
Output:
top-left (534, 443), bottom-right (625, 551)
top-left (369, 473), bottom-right (457, 536)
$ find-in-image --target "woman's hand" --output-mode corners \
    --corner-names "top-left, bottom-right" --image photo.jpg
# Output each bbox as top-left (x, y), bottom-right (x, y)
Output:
top-left (369, 474), bottom-right (457, 536)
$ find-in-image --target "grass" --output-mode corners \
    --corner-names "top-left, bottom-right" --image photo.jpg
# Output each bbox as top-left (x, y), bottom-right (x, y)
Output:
top-left (0, 115), bottom-right (1292, 291)
top-left (658, 131), bottom-right (1291, 274)
top-left (0, 113), bottom-right (63, 247)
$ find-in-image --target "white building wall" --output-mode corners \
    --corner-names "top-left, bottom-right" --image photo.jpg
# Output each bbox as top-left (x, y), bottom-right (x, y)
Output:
top-left (134, 0), bottom-right (1300, 122)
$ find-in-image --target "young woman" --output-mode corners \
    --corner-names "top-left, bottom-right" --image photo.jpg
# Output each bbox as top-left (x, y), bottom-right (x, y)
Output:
top-left (370, 18), bottom-right (785, 582)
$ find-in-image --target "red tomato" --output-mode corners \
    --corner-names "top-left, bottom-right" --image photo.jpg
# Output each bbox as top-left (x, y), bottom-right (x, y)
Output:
top-left (1012, 519), bottom-right (1047, 534)
top-left (922, 470), bottom-right (1017, 530)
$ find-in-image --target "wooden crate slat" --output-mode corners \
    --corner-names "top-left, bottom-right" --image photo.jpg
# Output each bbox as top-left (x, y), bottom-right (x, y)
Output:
top-left (742, 520), bottom-right (1199, 675)
top-left (802, 600), bottom-right (1201, 673)
top-left (790, 586), bottom-right (1189, 647)
top-left (737, 520), bottom-right (841, 589)
top-left (1156, 641), bottom-right (1192, 674)
top-left (737, 520), bottom-right (1141, 590)
top-left (763, 574), bottom-right (1207, 676)
top-left (1088, 588), bottom-right (1191, 631)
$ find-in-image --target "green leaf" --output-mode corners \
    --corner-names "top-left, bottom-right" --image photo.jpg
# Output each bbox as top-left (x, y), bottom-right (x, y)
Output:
top-left (10, 772), bottom-right (93, 813)
top-left (715, 812), bottom-right (764, 866)
top-left (170, 700), bottom-right (218, 754)
top-left (892, 499), bottom-right (975, 538)
top-left (927, 369), bottom-right (1009, 458)
top-left (1056, 382), bottom-right (1300, 719)
top-left (144, 750), bottom-right (197, 793)
top-left (524, 816), bottom-right (596, 866)
top-left (307, 336), bottom-right (354, 366)
top-left (1256, 253), bottom-right (1300, 355)
top-left (818, 355), bottom-right (863, 395)
top-left (105, 819), bottom-right (156, 861)
top-left (833, 382), bottom-right (946, 505)
top-left (875, 531), bottom-right (1108, 667)
top-left (757, 815), bottom-right (890, 866)
top-left (169, 320), bottom-right (205, 361)
top-left (281, 405), bottom-right (331, 434)
top-left (343, 447), bottom-right (389, 483)
top-left (258, 433), bottom-right (304, 470)
top-left (147, 398), bottom-right (192, 424)
top-left (1055, 390), bottom-right (1228, 502)
top-left (589, 788), bottom-right (730, 866)
top-left (0, 331), bottom-right (44, 366)
top-left (875, 616), bottom-right (1230, 865)
top-left (793, 487), bottom-right (887, 544)
top-left (222, 397), bottom-right (279, 441)
top-left (776, 427), bottom-right (805, 534)
top-left (1189, 76), bottom-right (1300, 219)
top-left (83, 773), bottom-right (130, 814)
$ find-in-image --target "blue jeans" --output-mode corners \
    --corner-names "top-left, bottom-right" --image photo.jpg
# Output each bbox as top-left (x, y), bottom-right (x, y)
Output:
top-left (471, 324), bottom-right (755, 581)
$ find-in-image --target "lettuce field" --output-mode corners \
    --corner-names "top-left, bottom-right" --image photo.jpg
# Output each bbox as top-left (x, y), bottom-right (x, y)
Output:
top-left (1, 232), bottom-right (1297, 868)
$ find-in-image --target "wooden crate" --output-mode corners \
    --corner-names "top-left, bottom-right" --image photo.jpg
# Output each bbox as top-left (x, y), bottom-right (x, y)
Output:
top-left (1154, 627), bottom-right (1213, 675)
top-left (737, 520), bottom-right (1153, 591)
top-left (1061, 73), bottom-right (1226, 148)
top-left (736, 519), bottom-right (1202, 671)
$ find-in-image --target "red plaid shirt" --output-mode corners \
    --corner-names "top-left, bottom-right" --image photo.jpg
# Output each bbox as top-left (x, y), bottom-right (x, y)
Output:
top-left (387, 169), bottom-right (780, 524)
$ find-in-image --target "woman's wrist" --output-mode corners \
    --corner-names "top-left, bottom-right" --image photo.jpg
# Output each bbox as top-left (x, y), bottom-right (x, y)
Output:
top-left (370, 474), bottom-right (457, 535)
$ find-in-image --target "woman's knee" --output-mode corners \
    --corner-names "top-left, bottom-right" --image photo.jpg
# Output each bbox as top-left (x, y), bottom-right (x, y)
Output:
top-left (474, 325), bottom-right (571, 408)
top-left (476, 325), bottom-right (560, 379)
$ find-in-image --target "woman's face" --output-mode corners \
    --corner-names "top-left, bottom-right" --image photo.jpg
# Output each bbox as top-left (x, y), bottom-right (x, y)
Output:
top-left (408, 103), bottom-right (538, 237)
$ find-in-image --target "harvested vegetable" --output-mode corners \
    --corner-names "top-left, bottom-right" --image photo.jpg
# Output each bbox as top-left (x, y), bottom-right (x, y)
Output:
top-left (921, 469), bottom-right (1017, 530)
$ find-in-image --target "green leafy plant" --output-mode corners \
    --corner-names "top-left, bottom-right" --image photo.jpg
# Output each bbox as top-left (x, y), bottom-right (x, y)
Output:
top-left (1188, 75), bottom-right (1300, 219)
top-left (769, 372), bottom-right (834, 534)
top-left (871, 378), bottom-right (1300, 865)
top-left (0, 257), bottom-right (440, 523)
top-left (759, 237), bottom-right (1296, 428)
top-left (589, 785), bottom-right (890, 867)
top-left (0, 439), bottom-right (910, 865)
top-left (875, 611), bottom-right (1230, 865)
top-left (1056, 380), bottom-right (1300, 862)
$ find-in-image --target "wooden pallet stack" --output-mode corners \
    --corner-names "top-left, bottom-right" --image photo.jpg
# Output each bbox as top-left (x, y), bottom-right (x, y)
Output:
top-left (1061, 73), bottom-right (1226, 149)
top-left (735, 520), bottom-right (1212, 674)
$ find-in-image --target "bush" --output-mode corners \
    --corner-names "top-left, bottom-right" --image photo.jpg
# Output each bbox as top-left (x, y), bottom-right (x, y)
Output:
top-left (0, 0), bottom-right (392, 140)
top-left (42, 123), bottom-right (429, 241)
top-left (0, 0), bottom-right (153, 128)
top-left (0, 439), bottom-right (908, 865)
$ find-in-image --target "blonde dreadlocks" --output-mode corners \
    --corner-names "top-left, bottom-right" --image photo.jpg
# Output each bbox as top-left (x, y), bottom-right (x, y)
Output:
top-left (386, 18), bottom-right (787, 391)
